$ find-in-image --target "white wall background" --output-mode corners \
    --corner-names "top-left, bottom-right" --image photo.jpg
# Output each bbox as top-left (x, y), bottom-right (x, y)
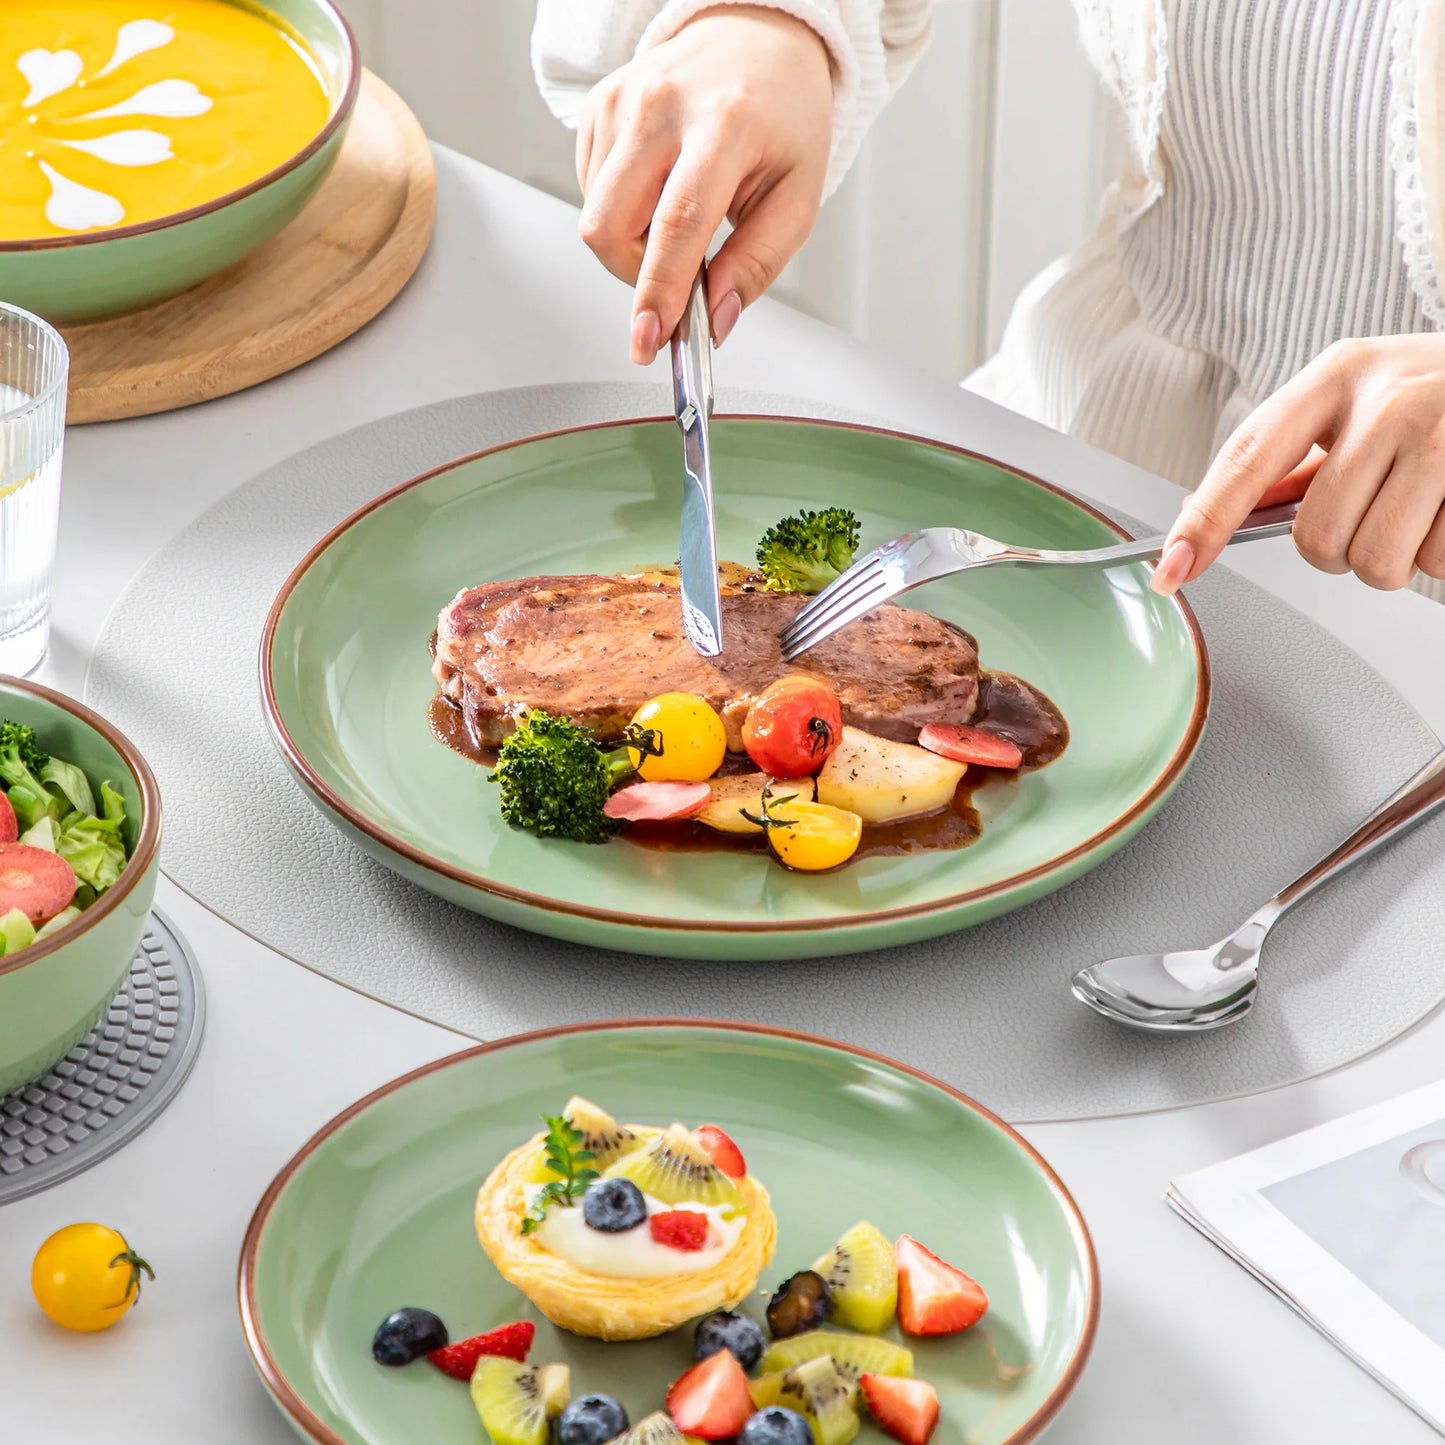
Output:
top-left (333, 0), bottom-right (1120, 382)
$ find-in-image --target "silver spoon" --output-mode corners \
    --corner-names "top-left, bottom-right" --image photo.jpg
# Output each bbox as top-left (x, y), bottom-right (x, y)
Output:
top-left (1072, 749), bottom-right (1445, 1033)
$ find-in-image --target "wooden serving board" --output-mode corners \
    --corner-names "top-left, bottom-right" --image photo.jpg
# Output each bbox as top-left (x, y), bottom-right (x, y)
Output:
top-left (62, 71), bottom-right (436, 425)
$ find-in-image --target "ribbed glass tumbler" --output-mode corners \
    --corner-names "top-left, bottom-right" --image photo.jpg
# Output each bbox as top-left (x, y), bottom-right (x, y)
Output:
top-left (0, 306), bottom-right (68, 677)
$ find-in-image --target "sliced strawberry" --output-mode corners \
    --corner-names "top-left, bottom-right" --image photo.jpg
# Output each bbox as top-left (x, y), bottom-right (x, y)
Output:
top-left (604, 781), bottom-right (711, 822)
top-left (665, 1346), bottom-right (754, 1438)
top-left (650, 1209), bottom-right (710, 1251)
top-left (917, 724), bottom-right (1023, 770)
top-left (694, 1124), bottom-right (746, 1178)
top-left (0, 843), bottom-right (76, 924)
top-left (426, 1320), bottom-right (535, 1380)
top-left (0, 793), bottom-right (15, 846)
top-left (895, 1235), bottom-right (988, 1336)
top-left (860, 1374), bottom-right (940, 1445)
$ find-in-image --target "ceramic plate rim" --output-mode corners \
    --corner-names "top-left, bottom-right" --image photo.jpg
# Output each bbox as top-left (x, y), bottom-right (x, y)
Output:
top-left (236, 1017), bottom-right (1102, 1445)
top-left (0, 0), bottom-right (360, 255)
top-left (258, 414), bottom-right (1210, 935)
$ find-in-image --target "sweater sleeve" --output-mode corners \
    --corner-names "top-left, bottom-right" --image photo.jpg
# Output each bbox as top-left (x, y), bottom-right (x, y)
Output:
top-left (530, 0), bottom-right (934, 199)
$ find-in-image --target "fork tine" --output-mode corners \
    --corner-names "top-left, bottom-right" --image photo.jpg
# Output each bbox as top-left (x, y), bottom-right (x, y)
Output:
top-left (778, 551), bottom-right (889, 648)
top-left (781, 575), bottom-right (898, 658)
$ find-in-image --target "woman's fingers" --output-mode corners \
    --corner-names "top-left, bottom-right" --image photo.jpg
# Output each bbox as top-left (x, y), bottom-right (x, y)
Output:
top-left (631, 131), bottom-right (754, 364)
top-left (1343, 447), bottom-right (1445, 590)
top-left (1151, 344), bottom-right (1357, 595)
top-left (1287, 423), bottom-right (1400, 575)
top-left (578, 124), bottom-right (680, 286)
top-left (706, 169), bottom-right (824, 346)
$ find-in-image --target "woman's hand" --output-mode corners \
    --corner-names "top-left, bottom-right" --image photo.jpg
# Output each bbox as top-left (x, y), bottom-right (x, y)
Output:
top-left (1152, 334), bottom-right (1445, 594)
top-left (576, 6), bottom-right (833, 364)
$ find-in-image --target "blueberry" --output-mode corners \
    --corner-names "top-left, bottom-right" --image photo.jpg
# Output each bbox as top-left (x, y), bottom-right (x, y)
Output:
top-left (557, 1393), bottom-right (630, 1445)
top-left (740, 1407), bottom-right (814, 1445)
top-left (582, 1177), bottom-right (647, 1232)
top-left (693, 1310), bottom-right (767, 1370)
top-left (371, 1307), bottom-right (448, 1366)
top-left (766, 1270), bottom-right (830, 1338)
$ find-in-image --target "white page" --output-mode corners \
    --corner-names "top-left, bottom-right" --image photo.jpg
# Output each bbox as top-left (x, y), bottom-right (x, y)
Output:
top-left (1169, 1078), bottom-right (1445, 1434)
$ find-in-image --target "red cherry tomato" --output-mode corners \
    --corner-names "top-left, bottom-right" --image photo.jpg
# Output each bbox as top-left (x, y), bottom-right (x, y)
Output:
top-left (742, 676), bottom-right (843, 776)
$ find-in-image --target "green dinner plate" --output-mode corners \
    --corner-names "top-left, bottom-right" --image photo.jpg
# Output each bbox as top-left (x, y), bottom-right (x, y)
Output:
top-left (239, 1021), bottom-right (1098, 1445)
top-left (261, 417), bottom-right (1207, 959)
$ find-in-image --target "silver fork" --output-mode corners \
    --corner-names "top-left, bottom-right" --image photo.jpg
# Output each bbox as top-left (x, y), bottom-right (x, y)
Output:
top-left (779, 501), bottom-right (1300, 660)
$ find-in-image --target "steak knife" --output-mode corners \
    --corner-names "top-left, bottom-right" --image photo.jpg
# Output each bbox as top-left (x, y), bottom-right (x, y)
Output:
top-left (671, 264), bottom-right (724, 657)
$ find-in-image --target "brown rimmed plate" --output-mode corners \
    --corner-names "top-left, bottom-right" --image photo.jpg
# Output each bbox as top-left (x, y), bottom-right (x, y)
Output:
top-left (259, 416), bottom-right (1208, 960)
top-left (238, 1020), bottom-right (1099, 1444)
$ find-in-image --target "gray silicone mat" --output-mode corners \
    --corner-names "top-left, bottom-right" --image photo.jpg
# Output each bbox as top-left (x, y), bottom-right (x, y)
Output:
top-left (85, 383), bottom-right (1445, 1123)
top-left (0, 910), bottom-right (204, 1202)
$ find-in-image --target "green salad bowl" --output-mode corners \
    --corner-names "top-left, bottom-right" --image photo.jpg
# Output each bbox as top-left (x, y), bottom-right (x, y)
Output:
top-left (0, 677), bottom-right (161, 1095)
top-left (0, 0), bottom-right (359, 324)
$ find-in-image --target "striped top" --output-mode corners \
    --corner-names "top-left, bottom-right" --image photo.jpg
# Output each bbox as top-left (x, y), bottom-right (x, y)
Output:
top-left (971, 0), bottom-right (1441, 495)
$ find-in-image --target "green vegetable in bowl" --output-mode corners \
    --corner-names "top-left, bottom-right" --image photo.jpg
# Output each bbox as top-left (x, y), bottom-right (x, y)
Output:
top-left (0, 718), bottom-right (133, 957)
top-left (490, 710), bottom-right (660, 845)
top-left (756, 507), bottom-right (861, 594)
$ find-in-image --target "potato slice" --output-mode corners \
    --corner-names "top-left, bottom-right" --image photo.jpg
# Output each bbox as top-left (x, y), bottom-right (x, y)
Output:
top-left (697, 772), bottom-right (816, 834)
top-left (816, 727), bottom-right (966, 823)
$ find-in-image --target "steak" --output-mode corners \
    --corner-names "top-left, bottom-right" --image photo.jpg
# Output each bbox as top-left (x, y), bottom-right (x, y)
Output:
top-left (433, 571), bottom-right (980, 751)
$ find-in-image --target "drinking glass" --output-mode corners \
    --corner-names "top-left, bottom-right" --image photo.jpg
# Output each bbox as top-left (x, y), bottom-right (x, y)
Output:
top-left (0, 305), bottom-right (68, 677)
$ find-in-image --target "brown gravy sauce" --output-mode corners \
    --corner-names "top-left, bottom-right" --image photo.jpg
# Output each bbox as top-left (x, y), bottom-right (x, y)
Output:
top-left (427, 669), bottom-right (1069, 861)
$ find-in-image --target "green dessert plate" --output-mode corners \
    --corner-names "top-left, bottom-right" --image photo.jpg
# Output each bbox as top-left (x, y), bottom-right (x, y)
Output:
top-left (239, 1020), bottom-right (1099, 1445)
top-left (260, 417), bottom-right (1208, 961)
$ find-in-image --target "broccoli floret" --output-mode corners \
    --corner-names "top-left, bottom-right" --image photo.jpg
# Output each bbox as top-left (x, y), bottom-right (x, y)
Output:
top-left (0, 720), bottom-right (48, 774)
top-left (490, 710), bottom-right (660, 844)
top-left (0, 721), bottom-right (58, 830)
top-left (755, 507), bottom-right (861, 593)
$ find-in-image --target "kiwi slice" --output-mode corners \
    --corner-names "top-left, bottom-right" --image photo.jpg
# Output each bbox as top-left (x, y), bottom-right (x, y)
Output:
top-left (603, 1123), bottom-right (743, 1209)
top-left (616, 1413), bottom-right (690, 1445)
top-left (760, 1330), bottom-right (913, 1382)
top-left (470, 1359), bottom-right (571, 1445)
top-left (523, 1097), bottom-right (655, 1182)
top-left (812, 1221), bottom-right (898, 1333)
top-left (749, 1358), bottom-right (860, 1445)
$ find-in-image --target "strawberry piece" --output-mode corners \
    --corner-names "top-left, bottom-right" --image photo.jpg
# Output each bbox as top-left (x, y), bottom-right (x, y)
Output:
top-left (604, 781), bottom-right (711, 822)
top-left (917, 724), bottom-right (1023, 770)
top-left (860, 1374), bottom-right (940, 1445)
top-left (0, 793), bottom-right (15, 846)
top-left (665, 1346), bottom-right (754, 1439)
top-left (0, 842), bottom-right (76, 924)
top-left (426, 1320), bottom-right (535, 1380)
top-left (694, 1124), bottom-right (746, 1178)
top-left (649, 1210), bottom-right (710, 1251)
top-left (895, 1235), bottom-right (988, 1336)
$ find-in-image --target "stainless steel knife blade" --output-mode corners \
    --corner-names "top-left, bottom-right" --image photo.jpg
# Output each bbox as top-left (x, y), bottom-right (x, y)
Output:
top-left (671, 265), bottom-right (723, 657)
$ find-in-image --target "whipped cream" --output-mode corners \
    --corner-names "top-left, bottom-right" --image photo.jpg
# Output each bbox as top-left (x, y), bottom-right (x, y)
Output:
top-left (528, 1187), bottom-right (745, 1278)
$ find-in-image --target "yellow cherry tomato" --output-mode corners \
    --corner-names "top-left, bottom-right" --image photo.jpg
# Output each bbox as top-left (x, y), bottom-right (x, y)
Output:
top-left (630, 692), bottom-right (728, 782)
top-left (763, 795), bottom-right (863, 872)
top-left (31, 1223), bottom-right (154, 1332)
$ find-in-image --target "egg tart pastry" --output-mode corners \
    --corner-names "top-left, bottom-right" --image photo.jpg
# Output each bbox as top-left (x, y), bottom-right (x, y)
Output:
top-left (475, 1098), bottom-right (776, 1341)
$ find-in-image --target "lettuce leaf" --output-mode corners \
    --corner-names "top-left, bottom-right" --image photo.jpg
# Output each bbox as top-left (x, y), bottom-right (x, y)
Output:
top-left (56, 811), bottom-right (126, 894)
top-left (40, 757), bottom-right (96, 818)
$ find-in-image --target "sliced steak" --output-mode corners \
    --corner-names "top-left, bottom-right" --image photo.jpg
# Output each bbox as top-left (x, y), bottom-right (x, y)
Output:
top-left (433, 572), bottom-right (979, 750)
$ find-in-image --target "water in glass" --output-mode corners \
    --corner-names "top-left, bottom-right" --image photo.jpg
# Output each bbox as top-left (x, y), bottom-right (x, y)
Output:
top-left (0, 308), bottom-right (68, 677)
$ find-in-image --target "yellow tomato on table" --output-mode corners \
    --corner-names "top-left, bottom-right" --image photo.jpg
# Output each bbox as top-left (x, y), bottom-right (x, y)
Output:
top-left (630, 693), bottom-right (727, 782)
top-left (32, 1223), bottom-right (154, 1332)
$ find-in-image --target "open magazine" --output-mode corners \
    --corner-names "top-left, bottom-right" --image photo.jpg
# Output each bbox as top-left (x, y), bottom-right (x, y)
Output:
top-left (1168, 1078), bottom-right (1445, 1434)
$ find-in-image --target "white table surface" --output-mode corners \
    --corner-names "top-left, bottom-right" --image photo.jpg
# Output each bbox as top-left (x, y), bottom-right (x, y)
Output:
top-left (7, 146), bottom-right (1445, 1443)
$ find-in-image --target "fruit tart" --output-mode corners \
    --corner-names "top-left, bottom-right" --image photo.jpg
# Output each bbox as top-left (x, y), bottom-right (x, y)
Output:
top-left (475, 1098), bottom-right (777, 1341)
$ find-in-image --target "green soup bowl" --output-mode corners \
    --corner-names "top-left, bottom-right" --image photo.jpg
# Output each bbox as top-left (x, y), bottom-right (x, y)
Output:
top-left (0, 677), bottom-right (162, 1095)
top-left (0, 0), bottom-right (359, 324)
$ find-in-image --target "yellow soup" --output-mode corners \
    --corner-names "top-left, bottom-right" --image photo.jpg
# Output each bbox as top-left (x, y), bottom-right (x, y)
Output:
top-left (0, 0), bottom-right (332, 241)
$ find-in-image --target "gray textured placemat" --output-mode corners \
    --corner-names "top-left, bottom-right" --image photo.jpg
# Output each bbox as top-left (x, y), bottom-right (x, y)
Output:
top-left (85, 383), bottom-right (1445, 1122)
